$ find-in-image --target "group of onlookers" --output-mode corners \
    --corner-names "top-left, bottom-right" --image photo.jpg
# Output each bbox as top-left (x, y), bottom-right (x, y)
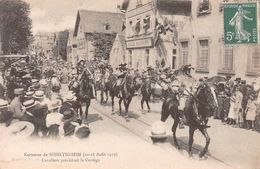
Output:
top-left (0, 57), bottom-right (90, 139)
top-left (214, 76), bottom-right (260, 131)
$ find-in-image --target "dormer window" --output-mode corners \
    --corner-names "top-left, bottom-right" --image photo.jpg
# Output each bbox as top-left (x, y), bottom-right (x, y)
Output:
top-left (198, 0), bottom-right (211, 16)
top-left (104, 23), bottom-right (110, 30)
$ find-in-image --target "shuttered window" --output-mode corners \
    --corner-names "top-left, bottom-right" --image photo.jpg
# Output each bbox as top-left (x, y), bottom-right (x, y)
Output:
top-left (180, 41), bottom-right (189, 66)
top-left (223, 46), bottom-right (234, 71)
top-left (197, 39), bottom-right (209, 71)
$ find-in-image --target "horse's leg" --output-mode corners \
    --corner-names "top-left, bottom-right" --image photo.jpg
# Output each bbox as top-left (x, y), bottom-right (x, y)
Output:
top-left (199, 128), bottom-right (210, 158)
top-left (100, 90), bottom-right (104, 104)
top-left (172, 117), bottom-right (180, 149)
top-left (111, 95), bottom-right (115, 112)
top-left (188, 127), bottom-right (195, 157)
top-left (141, 97), bottom-right (144, 111)
top-left (84, 99), bottom-right (91, 122)
top-left (145, 99), bottom-right (150, 112)
top-left (119, 98), bottom-right (122, 116)
top-left (105, 90), bottom-right (108, 103)
top-left (161, 101), bottom-right (170, 122)
top-left (125, 98), bottom-right (132, 121)
top-left (79, 101), bottom-right (83, 119)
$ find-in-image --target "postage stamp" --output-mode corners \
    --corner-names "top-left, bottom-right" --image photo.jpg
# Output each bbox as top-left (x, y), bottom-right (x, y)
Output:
top-left (224, 3), bottom-right (258, 45)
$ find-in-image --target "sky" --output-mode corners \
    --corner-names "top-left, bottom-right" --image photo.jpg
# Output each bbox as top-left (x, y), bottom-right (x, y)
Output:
top-left (24, 0), bottom-right (123, 34)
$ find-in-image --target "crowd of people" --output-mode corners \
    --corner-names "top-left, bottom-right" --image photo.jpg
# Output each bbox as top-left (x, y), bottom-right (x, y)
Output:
top-left (212, 76), bottom-right (260, 131)
top-left (0, 56), bottom-right (91, 139)
top-left (0, 55), bottom-right (259, 140)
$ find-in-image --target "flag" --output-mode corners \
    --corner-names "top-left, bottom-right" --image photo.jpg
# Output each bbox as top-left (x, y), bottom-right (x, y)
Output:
top-left (135, 20), bottom-right (141, 34)
top-left (143, 16), bottom-right (150, 30)
top-left (122, 21), bottom-right (126, 31)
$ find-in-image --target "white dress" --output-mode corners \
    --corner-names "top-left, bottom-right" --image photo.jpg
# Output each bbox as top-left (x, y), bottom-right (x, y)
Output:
top-left (228, 96), bottom-right (236, 119)
top-left (246, 100), bottom-right (257, 121)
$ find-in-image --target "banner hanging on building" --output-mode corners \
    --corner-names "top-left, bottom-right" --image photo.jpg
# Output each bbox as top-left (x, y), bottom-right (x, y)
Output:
top-left (224, 3), bottom-right (258, 45)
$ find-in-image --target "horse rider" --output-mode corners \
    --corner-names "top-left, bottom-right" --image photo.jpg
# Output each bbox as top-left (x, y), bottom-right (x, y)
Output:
top-left (115, 63), bottom-right (128, 86)
top-left (182, 64), bottom-right (194, 78)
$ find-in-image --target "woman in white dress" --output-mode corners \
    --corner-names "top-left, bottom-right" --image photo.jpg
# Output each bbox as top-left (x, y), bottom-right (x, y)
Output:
top-left (228, 91), bottom-right (236, 125)
top-left (245, 94), bottom-right (258, 130)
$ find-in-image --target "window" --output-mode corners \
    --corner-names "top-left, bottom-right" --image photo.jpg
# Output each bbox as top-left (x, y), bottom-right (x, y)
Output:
top-left (247, 46), bottom-right (260, 74)
top-left (197, 39), bottom-right (209, 71)
top-left (134, 19), bottom-right (141, 35)
top-left (146, 49), bottom-right (149, 66)
top-left (172, 49), bottom-right (177, 69)
top-left (129, 50), bottom-right (132, 67)
top-left (198, 0), bottom-right (211, 16)
top-left (180, 41), bottom-right (189, 66)
top-left (104, 23), bottom-right (110, 30)
top-left (223, 46), bottom-right (234, 71)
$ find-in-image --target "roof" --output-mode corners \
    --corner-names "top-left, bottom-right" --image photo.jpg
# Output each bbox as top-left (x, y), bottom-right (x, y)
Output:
top-left (74, 10), bottom-right (124, 36)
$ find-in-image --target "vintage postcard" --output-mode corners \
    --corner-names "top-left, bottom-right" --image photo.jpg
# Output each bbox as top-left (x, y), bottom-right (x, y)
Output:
top-left (0, 0), bottom-right (259, 169)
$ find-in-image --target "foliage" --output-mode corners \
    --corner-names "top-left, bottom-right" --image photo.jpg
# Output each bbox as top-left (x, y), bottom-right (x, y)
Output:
top-left (87, 32), bottom-right (116, 60)
top-left (53, 30), bottom-right (69, 60)
top-left (0, 0), bottom-right (32, 54)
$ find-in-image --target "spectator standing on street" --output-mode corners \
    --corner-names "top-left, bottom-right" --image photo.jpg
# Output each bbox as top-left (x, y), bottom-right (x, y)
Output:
top-left (10, 88), bottom-right (26, 120)
top-left (234, 86), bottom-right (243, 127)
top-left (245, 94), bottom-right (257, 130)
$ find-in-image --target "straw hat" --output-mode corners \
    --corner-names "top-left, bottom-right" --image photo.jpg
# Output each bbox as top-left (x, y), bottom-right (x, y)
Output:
top-left (75, 126), bottom-right (91, 139)
top-left (0, 99), bottom-right (8, 109)
top-left (64, 93), bottom-right (76, 102)
top-left (33, 90), bottom-right (45, 99)
top-left (23, 99), bottom-right (37, 109)
top-left (39, 79), bottom-right (48, 86)
top-left (146, 121), bottom-right (170, 139)
top-left (49, 100), bottom-right (62, 110)
top-left (14, 88), bottom-right (24, 95)
top-left (25, 91), bottom-right (34, 98)
top-left (31, 79), bottom-right (39, 84)
top-left (8, 121), bottom-right (34, 139)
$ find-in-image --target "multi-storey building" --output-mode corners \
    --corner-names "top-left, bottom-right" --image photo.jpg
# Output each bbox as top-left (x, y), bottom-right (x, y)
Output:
top-left (67, 30), bottom-right (77, 67)
top-left (73, 10), bottom-right (124, 62)
top-left (121, 0), bottom-right (260, 82)
top-left (32, 32), bottom-right (55, 58)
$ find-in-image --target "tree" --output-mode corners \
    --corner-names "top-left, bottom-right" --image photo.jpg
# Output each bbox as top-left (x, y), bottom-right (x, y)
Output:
top-left (87, 32), bottom-right (117, 60)
top-left (0, 0), bottom-right (32, 54)
top-left (53, 30), bottom-right (69, 61)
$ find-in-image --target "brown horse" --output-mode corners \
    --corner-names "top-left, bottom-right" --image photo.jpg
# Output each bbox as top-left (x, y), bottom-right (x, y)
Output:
top-left (161, 83), bottom-right (217, 157)
top-left (78, 71), bottom-right (94, 122)
top-left (109, 73), bottom-right (139, 120)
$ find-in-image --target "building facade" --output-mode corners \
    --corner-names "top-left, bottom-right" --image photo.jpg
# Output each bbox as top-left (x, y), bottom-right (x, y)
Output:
top-left (73, 10), bottom-right (124, 62)
top-left (109, 34), bottom-right (127, 69)
top-left (67, 30), bottom-right (77, 67)
top-left (122, 0), bottom-right (260, 82)
top-left (32, 32), bottom-right (55, 58)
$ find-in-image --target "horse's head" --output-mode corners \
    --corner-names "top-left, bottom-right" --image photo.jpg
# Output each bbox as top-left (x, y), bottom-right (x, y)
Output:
top-left (196, 83), bottom-right (218, 115)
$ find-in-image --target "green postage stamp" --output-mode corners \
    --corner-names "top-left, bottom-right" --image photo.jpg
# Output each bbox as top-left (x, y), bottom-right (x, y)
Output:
top-left (224, 3), bottom-right (258, 45)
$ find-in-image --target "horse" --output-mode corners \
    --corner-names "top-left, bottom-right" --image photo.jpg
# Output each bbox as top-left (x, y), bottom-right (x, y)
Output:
top-left (161, 83), bottom-right (217, 157)
top-left (140, 78), bottom-right (152, 112)
top-left (78, 71), bottom-right (94, 123)
top-left (109, 72), bottom-right (139, 120)
top-left (94, 72), bottom-right (110, 104)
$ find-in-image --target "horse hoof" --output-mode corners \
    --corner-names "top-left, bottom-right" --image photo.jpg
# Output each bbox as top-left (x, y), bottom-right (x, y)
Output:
top-left (189, 153), bottom-right (193, 158)
top-left (199, 152), bottom-right (205, 158)
top-left (148, 109), bottom-right (150, 113)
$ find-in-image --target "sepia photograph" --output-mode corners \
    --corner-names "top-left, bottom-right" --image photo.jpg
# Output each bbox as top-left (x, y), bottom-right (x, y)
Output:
top-left (0, 0), bottom-right (259, 169)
